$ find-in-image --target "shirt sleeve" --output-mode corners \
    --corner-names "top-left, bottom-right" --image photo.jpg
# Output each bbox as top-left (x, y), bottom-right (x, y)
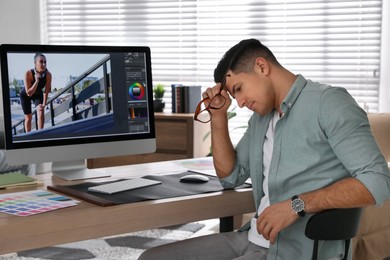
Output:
top-left (320, 87), bottom-right (390, 205)
top-left (219, 115), bottom-right (254, 189)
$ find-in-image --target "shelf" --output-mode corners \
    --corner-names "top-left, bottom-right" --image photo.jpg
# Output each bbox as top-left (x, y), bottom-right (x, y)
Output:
top-left (87, 112), bottom-right (211, 168)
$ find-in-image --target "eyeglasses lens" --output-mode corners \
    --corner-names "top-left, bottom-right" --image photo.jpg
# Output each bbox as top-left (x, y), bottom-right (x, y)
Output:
top-left (194, 75), bottom-right (228, 123)
top-left (196, 109), bottom-right (212, 123)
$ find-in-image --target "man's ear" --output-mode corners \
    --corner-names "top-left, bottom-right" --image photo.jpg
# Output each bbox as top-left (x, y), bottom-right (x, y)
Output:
top-left (255, 57), bottom-right (269, 75)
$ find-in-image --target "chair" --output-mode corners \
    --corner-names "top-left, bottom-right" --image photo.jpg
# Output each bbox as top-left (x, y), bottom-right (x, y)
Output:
top-left (351, 113), bottom-right (390, 260)
top-left (305, 208), bottom-right (363, 260)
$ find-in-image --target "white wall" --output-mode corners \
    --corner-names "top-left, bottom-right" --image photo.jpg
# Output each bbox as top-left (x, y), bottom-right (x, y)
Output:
top-left (0, 0), bottom-right (40, 44)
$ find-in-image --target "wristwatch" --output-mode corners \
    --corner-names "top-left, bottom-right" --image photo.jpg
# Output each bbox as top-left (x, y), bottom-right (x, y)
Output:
top-left (291, 195), bottom-right (306, 217)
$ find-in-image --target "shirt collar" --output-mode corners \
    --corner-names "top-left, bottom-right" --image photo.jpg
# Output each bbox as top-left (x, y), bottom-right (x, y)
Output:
top-left (280, 74), bottom-right (307, 116)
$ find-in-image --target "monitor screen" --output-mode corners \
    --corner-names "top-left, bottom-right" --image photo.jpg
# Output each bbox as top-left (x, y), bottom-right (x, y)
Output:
top-left (0, 44), bottom-right (156, 180)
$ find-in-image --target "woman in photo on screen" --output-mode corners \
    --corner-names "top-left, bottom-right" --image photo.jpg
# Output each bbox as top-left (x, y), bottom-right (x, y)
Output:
top-left (20, 53), bottom-right (52, 132)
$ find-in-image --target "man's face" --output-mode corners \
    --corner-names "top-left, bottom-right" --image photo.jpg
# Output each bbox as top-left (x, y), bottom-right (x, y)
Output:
top-left (224, 70), bottom-right (275, 116)
top-left (34, 56), bottom-right (47, 73)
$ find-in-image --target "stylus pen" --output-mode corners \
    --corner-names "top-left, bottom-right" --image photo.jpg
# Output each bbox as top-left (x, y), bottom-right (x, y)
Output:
top-left (187, 169), bottom-right (214, 177)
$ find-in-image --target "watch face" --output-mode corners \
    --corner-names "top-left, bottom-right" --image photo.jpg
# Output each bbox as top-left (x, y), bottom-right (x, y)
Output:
top-left (292, 198), bottom-right (305, 212)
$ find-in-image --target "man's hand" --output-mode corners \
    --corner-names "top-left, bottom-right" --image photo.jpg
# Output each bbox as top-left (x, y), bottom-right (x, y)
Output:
top-left (202, 83), bottom-right (231, 117)
top-left (256, 200), bottom-right (299, 244)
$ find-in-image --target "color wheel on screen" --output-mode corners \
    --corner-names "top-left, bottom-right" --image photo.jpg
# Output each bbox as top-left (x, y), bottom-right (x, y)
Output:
top-left (129, 82), bottom-right (145, 100)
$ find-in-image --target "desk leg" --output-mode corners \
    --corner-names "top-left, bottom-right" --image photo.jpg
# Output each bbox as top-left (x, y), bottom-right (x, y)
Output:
top-left (219, 216), bottom-right (234, 232)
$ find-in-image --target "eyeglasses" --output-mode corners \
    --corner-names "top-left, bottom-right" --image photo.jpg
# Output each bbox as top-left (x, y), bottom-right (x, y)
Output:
top-left (194, 75), bottom-right (229, 123)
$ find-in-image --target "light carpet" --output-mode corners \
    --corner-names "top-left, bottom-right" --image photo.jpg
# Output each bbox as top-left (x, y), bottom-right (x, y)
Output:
top-left (0, 219), bottom-right (219, 260)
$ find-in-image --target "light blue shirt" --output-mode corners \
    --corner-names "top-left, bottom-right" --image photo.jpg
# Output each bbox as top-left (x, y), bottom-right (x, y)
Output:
top-left (220, 75), bottom-right (390, 260)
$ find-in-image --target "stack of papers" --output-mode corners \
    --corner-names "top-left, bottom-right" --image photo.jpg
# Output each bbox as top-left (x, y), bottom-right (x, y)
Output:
top-left (0, 171), bottom-right (42, 189)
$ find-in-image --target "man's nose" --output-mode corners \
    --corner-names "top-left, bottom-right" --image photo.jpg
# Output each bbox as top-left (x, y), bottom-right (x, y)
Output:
top-left (236, 96), bottom-right (246, 108)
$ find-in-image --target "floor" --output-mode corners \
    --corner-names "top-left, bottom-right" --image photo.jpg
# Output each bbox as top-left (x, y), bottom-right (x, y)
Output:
top-left (0, 219), bottom-right (220, 260)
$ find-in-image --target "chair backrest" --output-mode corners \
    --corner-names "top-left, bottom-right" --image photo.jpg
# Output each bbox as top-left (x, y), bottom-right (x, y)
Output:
top-left (305, 208), bottom-right (363, 260)
top-left (367, 113), bottom-right (390, 162)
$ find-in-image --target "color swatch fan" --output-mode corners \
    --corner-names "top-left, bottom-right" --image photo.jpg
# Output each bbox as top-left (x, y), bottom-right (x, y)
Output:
top-left (0, 190), bottom-right (79, 217)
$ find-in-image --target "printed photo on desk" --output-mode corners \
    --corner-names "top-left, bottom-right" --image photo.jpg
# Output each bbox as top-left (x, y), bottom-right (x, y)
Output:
top-left (175, 157), bottom-right (215, 175)
top-left (0, 190), bottom-right (79, 217)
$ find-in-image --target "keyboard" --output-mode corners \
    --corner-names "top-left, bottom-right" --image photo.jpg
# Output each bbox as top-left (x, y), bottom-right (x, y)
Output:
top-left (87, 178), bottom-right (162, 194)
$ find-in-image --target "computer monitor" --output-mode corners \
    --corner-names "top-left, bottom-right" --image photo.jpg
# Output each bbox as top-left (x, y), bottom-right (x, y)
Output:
top-left (0, 44), bottom-right (156, 180)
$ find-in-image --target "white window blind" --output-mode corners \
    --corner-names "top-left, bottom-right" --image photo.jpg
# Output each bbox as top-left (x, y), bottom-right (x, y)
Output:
top-left (41, 0), bottom-right (382, 145)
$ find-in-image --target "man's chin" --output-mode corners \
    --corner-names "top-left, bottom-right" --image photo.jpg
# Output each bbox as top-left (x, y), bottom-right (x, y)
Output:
top-left (255, 108), bottom-right (273, 117)
top-left (255, 110), bottom-right (266, 116)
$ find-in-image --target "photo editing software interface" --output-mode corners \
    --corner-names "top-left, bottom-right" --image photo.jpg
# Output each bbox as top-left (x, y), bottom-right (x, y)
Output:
top-left (125, 52), bottom-right (151, 133)
top-left (1, 45), bottom-right (155, 150)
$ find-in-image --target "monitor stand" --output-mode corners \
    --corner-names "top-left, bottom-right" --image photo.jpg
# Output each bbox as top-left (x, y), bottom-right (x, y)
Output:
top-left (51, 159), bottom-right (111, 181)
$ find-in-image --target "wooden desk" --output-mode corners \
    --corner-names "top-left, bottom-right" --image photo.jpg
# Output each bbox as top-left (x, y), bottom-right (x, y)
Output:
top-left (0, 158), bottom-right (255, 255)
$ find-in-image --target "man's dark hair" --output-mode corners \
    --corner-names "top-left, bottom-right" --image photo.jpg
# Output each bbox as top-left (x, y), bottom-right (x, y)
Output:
top-left (214, 39), bottom-right (279, 83)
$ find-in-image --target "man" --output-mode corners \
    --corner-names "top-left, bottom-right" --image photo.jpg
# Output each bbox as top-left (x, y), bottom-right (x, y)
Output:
top-left (138, 39), bottom-right (390, 259)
